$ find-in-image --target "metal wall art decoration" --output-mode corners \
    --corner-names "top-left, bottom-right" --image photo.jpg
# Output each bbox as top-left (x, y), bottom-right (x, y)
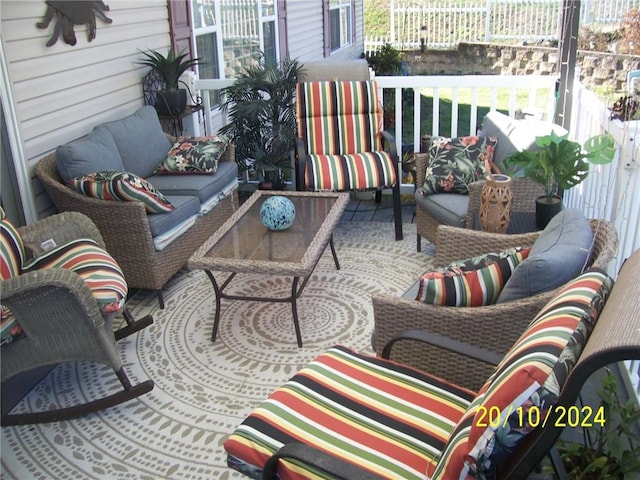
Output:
top-left (37, 1), bottom-right (113, 47)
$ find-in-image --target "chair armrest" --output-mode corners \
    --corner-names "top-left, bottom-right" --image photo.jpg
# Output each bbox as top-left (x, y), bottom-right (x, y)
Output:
top-left (414, 152), bottom-right (428, 189)
top-left (18, 211), bottom-right (105, 256)
top-left (434, 225), bottom-right (541, 267)
top-left (263, 443), bottom-right (386, 480)
top-left (1, 269), bottom-right (104, 334)
top-left (466, 177), bottom-right (545, 228)
top-left (382, 329), bottom-right (503, 366)
top-left (372, 291), bottom-right (553, 390)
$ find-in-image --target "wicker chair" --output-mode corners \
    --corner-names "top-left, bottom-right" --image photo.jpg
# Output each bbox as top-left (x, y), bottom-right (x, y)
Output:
top-left (1, 211), bottom-right (153, 426)
top-left (34, 143), bottom-right (239, 309)
top-left (373, 218), bottom-right (618, 392)
top-left (223, 250), bottom-right (640, 479)
top-left (414, 151), bottom-right (545, 250)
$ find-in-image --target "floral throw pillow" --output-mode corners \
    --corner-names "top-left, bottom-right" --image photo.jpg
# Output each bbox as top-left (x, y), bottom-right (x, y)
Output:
top-left (154, 135), bottom-right (230, 174)
top-left (421, 135), bottom-right (497, 195)
top-left (69, 170), bottom-right (175, 213)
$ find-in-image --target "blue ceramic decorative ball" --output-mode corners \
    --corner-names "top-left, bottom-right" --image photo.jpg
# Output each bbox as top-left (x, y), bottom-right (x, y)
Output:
top-left (260, 196), bottom-right (296, 231)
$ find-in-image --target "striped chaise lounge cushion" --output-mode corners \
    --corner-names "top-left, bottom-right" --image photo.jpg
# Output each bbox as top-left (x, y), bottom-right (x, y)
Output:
top-left (297, 80), bottom-right (397, 191)
top-left (224, 345), bottom-right (475, 480)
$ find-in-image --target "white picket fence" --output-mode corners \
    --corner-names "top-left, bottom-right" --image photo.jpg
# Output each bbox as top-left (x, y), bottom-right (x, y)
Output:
top-left (365, 0), bottom-right (640, 52)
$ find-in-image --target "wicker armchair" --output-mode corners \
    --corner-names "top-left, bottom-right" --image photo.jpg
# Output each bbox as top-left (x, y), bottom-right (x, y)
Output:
top-left (414, 152), bottom-right (545, 249)
top-left (373, 218), bottom-right (618, 391)
top-left (1, 211), bottom-right (153, 425)
top-left (34, 143), bottom-right (239, 309)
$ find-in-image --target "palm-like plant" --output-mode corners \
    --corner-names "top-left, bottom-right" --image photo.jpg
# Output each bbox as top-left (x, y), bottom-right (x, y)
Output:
top-left (136, 46), bottom-right (200, 92)
top-left (219, 54), bottom-right (304, 184)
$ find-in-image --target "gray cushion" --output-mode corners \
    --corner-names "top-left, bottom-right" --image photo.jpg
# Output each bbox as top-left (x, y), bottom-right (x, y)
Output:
top-left (146, 161), bottom-right (238, 203)
top-left (480, 111), bottom-right (566, 171)
top-left (55, 127), bottom-right (124, 184)
top-left (147, 195), bottom-right (201, 238)
top-left (99, 106), bottom-right (172, 178)
top-left (414, 190), bottom-right (469, 228)
top-left (497, 209), bottom-right (593, 303)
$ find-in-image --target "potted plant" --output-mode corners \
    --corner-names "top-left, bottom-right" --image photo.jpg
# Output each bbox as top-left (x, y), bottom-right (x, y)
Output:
top-left (558, 371), bottom-right (640, 479)
top-left (219, 53), bottom-right (304, 189)
top-left (505, 130), bottom-right (615, 228)
top-left (136, 46), bottom-right (200, 116)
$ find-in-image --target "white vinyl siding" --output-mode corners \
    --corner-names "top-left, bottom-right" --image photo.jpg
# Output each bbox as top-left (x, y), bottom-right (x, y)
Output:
top-left (286, 0), bottom-right (363, 63)
top-left (1, 0), bottom-right (171, 216)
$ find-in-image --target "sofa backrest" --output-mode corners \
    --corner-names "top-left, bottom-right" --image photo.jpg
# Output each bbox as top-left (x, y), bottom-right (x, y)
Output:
top-left (99, 106), bottom-right (172, 178)
top-left (479, 111), bottom-right (567, 172)
top-left (55, 106), bottom-right (172, 183)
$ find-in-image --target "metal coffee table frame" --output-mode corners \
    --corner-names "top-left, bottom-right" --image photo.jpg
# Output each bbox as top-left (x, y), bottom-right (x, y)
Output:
top-left (188, 191), bottom-right (349, 347)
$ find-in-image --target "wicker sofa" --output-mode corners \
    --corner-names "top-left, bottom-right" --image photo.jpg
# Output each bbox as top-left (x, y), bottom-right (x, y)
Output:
top-left (35, 106), bottom-right (239, 308)
top-left (415, 111), bottom-right (566, 249)
top-left (373, 215), bottom-right (618, 391)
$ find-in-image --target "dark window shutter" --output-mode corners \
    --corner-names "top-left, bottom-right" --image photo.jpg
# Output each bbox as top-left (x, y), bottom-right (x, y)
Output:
top-left (168, 0), bottom-right (195, 62)
top-left (277, 0), bottom-right (288, 58)
top-left (322, 0), bottom-right (330, 57)
top-left (351, 0), bottom-right (356, 43)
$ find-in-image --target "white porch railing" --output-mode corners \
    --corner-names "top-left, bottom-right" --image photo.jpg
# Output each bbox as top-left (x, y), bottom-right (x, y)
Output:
top-left (194, 74), bottom-right (638, 272)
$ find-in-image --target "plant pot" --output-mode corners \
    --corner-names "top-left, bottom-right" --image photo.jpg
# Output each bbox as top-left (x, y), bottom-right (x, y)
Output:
top-left (535, 195), bottom-right (564, 229)
top-left (155, 89), bottom-right (187, 117)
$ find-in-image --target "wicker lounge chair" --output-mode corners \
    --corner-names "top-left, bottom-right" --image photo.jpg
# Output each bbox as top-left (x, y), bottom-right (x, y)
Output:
top-left (223, 249), bottom-right (640, 479)
top-left (373, 218), bottom-right (618, 391)
top-left (1, 210), bottom-right (153, 425)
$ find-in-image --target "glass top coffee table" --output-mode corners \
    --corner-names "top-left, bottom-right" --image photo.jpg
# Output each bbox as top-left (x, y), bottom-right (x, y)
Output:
top-left (188, 190), bottom-right (349, 347)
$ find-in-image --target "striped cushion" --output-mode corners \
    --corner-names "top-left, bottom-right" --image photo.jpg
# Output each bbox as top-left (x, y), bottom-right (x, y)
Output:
top-left (224, 345), bottom-right (475, 480)
top-left (24, 239), bottom-right (128, 314)
top-left (306, 152), bottom-right (397, 191)
top-left (1, 208), bottom-right (25, 280)
top-left (69, 170), bottom-right (175, 213)
top-left (1, 209), bottom-right (26, 345)
top-left (463, 269), bottom-right (613, 476)
top-left (416, 247), bottom-right (530, 306)
top-left (297, 80), bottom-right (383, 155)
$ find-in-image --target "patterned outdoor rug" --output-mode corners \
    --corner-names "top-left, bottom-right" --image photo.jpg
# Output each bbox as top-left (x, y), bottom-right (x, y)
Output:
top-left (1, 222), bottom-right (432, 480)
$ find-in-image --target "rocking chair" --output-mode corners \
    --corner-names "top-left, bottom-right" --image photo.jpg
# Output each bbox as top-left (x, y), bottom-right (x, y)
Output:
top-left (1, 208), bottom-right (153, 426)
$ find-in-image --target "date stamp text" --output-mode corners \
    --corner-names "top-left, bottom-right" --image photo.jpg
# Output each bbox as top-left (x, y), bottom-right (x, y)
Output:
top-left (475, 405), bottom-right (606, 429)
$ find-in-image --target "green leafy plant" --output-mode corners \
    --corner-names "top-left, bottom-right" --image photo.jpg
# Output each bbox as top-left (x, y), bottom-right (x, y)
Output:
top-left (559, 371), bottom-right (640, 479)
top-left (365, 43), bottom-right (403, 76)
top-left (504, 131), bottom-right (616, 203)
top-left (219, 53), bottom-right (304, 185)
top-left (136, 46), bottom-right (200, 91)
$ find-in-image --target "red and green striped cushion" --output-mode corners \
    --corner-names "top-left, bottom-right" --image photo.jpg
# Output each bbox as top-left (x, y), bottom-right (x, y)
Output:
top-left (1, 208), bottom-right (25, 280)
top-left (24, 239), bottom-right (128, 314)
top-left (297, 80), bottom-right (384, 155)
top-left (463, 268), bottom-right (613, 476)
top-left (69, 170), bottom-right (175, 213)
top-left (416, 247), bottom-right (530, 307)
top-left (1, 209), bottom-right (26, 345)
top-left (306, 152), bottom-right (397, 191)
top-left (224, 345), bottom-right (475, 480)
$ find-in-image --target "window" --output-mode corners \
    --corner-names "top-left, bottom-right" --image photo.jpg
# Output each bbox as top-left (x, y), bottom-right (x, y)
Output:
top-left (192, 0), bottom-right (279, 96)
top-left (329, 0), bottom-right (352, 52)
